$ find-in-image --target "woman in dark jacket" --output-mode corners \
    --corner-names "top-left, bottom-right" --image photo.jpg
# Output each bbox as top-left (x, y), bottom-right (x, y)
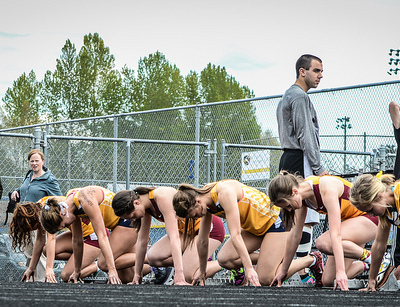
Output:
top-left (10, 149), bottom-right (61, 203)
top-left (9, 149), bottom-right (62, 282)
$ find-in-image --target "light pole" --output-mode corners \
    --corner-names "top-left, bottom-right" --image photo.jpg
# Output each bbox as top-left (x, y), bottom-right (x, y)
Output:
top-left (336, 116), bottom-right (352, 173)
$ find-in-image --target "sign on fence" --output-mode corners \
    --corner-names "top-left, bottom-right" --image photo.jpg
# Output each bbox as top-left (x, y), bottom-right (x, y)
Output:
top-left (241, 150), bottom-right (270, 182)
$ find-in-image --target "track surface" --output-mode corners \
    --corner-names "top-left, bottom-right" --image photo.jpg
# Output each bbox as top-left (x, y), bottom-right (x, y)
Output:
top-left (1, 282), bottom-right (400, 306)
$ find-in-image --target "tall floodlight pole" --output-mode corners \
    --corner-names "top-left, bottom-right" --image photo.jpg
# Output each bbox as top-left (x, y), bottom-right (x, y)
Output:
top-left (336, 116), bottom-right (352, 173)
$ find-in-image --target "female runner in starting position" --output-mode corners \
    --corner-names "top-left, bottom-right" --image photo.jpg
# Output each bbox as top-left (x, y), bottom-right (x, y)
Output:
top-left (173, 179), bottom-right (322, 287)
top-left (350, 173), bottom-right (398, 291)
top-left (112, 186), bottom-right (225, 285)
top-left (9, 196), bottom-right (102, 282)
top-left (268, 172), bottom-right (379, 291)
top-left (40, 186), bottom-right (142, 284)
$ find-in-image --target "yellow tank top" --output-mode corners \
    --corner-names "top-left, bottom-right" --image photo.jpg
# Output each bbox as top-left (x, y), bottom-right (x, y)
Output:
top-left (210, 181), bottom-right (280, 236)
top-left (67, 187), bottom-right (119, 231)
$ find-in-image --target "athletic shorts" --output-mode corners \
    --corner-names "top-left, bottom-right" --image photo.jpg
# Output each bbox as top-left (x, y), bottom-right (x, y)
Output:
top-left (117, 218), bottom-right (134, 228)
top-left (209, 215), bottom-right (225, 243)
top-left (265, 212), bottom-right (286, 233)
top-left (84, 229), bottom-right (110, 248)
top-left (362, 214), bottom-right (379, 226)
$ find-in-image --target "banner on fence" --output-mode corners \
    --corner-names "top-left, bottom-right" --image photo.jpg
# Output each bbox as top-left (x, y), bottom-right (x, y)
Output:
top-left (241, 150), bottom-right (270, 181)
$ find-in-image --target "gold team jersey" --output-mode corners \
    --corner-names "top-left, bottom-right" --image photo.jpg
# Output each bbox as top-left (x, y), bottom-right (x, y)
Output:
top-left (67, 187), bottom-right (120, 231)
top-left (209, 180), bottom-right (280, 236)
top-left (39, 196), bottom-right (95, 237)
top-left (304, 176), bottom-right (365, 221)
top-left (389, 183), bottom-right (400, 228)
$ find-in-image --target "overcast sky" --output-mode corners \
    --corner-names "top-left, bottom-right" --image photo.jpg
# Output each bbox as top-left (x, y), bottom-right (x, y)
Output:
top-left (1, 0), bottom-right (400, 103)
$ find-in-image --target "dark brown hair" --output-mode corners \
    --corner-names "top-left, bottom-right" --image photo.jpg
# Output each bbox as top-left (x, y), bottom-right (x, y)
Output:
top-left (296, 54), bottom-right (322, 79)
top-left (9, 202), bottom-right (42, 251)
top-left (112, 187), bottom-right (156, 230)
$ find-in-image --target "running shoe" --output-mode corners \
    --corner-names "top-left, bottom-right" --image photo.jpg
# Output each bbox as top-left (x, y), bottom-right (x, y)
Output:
top-left (152, 267), bottom-right (167, 285)
top-left (376, 252), bottom-right (394, 288)
top-left (153, 267), bottom-right (175, 285)
top-left (231, 267), bottom-right (246, 286)
top-left (163, 267), bottom-right (175, 285)
top-left (301, 272), bottom-right (316, 285)
top-left (309, 251), bottom-right (324, 287)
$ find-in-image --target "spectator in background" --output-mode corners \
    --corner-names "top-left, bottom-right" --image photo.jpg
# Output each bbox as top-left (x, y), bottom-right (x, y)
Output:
top-left (10, 149), bottom-right (61, 203)
top-left (389, 101), bottom-right (400, 280)
top-left (10, 149), bottom-right (62, 281)
top-left (276, 54), bottom-right (329, 284)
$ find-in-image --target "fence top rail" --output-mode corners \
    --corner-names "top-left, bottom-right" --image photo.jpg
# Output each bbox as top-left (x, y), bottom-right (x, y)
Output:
top-left (46, 134), bottom-right (209, 147)
top-left (1, 80), bottom-right (399, 133)
top-left (223, 143), bottom-right (282, 151)
top-left (0, 132), bottom-right (34, 139)
top-left (223, 142), bottom-right (373, 156)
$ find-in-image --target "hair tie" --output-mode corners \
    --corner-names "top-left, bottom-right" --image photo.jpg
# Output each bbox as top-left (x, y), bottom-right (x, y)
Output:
top-left (58, 202), bottom-right (69, 217)
top-left (44, 198), bottom-right (50, 210)
top-left (376, 170), bottom-right (383, 180)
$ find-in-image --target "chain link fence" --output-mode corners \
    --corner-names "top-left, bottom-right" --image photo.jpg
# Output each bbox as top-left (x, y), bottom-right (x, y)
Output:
top-left (1, 80), bottom-right (399, 281)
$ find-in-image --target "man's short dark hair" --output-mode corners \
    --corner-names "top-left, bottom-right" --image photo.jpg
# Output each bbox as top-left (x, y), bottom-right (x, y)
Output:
top-left (296, 54), bottom-right (322, 79)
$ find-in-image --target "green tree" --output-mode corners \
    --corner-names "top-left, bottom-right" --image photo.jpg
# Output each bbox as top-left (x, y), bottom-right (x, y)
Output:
top-left (134, 51), bottom-right (186, 110)
top-left (41, 33), bottom-right (123, 121)
top-left (76, 33), bottom-right (122, 118)
top-left (41, 39), bottom-right (78, 121)
top-left (198, 63), bottom-right (260, 143)
top-left (185, 70), bottom-right (201, 105)
top-left (2, 70), bottom-right (41, 127)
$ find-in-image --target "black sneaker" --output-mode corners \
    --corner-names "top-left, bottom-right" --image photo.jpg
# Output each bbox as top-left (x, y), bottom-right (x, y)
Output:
top-left (152, 267), bottom-right (174, 285)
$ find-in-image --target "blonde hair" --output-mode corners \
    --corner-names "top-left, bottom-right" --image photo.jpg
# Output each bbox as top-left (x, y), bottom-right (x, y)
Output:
top-left (350, 173), bottom-right (395, 228)
top-left (267, 171), bottom-right (303, 229)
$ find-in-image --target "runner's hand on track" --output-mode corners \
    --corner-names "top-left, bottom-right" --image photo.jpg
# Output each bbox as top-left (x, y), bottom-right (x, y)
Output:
top-left (334, 271), bottom-right (349, 291)
top-left (21, 268), bottom-right (35, 282)
top-left (128, 274), bottom-right (142, 285)
top-left (245, 267), bottom-right (261, 286)
top-left (270, 271), bottom-right (287, 287)
top-left (359, 280), bottom-right (377, 292)
top-left (68, 271), bottom-right (82, 283)
top-left (45, 268), bottom-right (57, 283)
top-left (107, 269), bottom-right (122, 284)
top-left (191, 269), bottom-right (206, 286)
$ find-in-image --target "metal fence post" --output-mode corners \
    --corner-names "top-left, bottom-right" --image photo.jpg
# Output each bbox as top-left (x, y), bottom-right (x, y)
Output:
top-left (194, 103), bottom-right (200, 187)
top-left (379, 144), bottom-right (387, 171)
top-left (43, 130), bottom-right (48, 166)
top-left (206, 139), bottom-right (211, 184)
top-left (220, 139), bottom-right (226, 180)
top-left (126, 140), bottom-right (131, 190)
top-left (113, 116), bottom-right (118, 192)
top-left (213, 139), bottom-right (217, 182)
top-left (34, 127), bottom-right (41, 149)
top-left (43, 125), bottom-right (50, 164)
